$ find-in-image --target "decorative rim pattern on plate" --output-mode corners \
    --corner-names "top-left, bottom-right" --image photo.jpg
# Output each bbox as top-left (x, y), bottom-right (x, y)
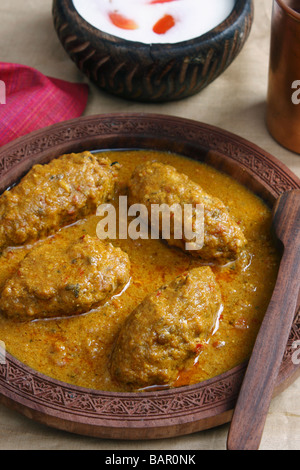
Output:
top-left (0, 113), bottom-right (299, 439)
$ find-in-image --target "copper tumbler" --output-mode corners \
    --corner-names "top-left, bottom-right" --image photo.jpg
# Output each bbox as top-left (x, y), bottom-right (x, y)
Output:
top-left (266, 0), bottom-right (300, 154)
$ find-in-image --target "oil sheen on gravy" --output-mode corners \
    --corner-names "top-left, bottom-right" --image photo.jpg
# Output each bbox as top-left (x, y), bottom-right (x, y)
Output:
top-left (0, 150), bottom-right (280, 392)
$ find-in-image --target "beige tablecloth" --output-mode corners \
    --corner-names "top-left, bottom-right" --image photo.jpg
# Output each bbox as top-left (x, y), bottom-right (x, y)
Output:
top-left (0, 0), bottom-right (299, 451)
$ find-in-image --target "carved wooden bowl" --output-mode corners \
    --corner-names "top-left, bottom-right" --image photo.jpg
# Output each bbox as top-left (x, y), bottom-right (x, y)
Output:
top-left (52, 0), bottom-right (254, 102)
top-left (0, 113), bottom-right (299, 440)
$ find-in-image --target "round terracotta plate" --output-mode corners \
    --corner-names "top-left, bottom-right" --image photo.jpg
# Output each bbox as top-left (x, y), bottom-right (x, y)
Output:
top-left (0, 113), bottom-right (299, 440)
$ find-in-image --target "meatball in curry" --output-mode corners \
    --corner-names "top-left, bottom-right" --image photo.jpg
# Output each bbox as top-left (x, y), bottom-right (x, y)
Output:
top-left (110, 266), bottom-right (222, 389)
top-left (128, 161), bottom-right (246, 261)
top-left (0, 152), bottom-right (118, 250)
top-left (0, 232), bottom-right (131, 321)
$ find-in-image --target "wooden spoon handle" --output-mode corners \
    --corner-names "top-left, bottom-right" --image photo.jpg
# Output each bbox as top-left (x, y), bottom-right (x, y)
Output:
top-left (227, 244), bottom-right (300, 450)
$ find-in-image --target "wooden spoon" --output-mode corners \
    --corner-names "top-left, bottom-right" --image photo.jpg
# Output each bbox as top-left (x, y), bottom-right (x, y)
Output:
top-left (227, 189), bottom-right (300, 450)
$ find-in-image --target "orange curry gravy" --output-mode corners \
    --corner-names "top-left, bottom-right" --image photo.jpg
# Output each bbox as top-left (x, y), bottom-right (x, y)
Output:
top-left (0, 150), bottom-right (280, 392)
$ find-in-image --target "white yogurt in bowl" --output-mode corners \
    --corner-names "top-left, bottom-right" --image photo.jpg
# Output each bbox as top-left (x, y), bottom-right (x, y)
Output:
top-left (72, 0), bottom-right (236, 44)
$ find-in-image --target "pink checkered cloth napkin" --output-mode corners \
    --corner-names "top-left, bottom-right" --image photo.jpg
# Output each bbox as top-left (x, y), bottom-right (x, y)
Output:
top-left (0, 62), bottom-right (89, 146)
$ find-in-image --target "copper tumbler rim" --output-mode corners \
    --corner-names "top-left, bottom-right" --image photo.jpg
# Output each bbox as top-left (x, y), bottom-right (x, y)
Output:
top-left (276, 0), bottom-right (300, 22)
